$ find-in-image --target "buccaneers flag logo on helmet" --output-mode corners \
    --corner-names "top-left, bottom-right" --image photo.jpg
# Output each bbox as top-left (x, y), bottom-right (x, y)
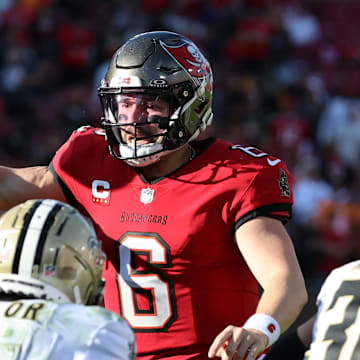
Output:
top-left (160, 41), bottom-right (211, 79)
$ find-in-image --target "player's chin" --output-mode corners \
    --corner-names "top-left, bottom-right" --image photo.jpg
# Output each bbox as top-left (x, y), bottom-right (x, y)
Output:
top-left (125, 136), bottom-right (150, 146)
top-left (127, 135), bottom-right (164, 146)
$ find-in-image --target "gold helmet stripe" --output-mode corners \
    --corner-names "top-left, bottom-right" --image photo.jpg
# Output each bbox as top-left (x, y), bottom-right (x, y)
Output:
top-left (17, 199), bottom-right (62, 277)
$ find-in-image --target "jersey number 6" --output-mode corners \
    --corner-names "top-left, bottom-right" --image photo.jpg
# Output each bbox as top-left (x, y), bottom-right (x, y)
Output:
top-left (116, 232), bottom-right (177, 332)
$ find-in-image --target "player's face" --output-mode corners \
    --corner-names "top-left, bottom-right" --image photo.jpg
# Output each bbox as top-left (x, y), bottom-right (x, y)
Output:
top-left (116, 94), bottom-right (169, 145)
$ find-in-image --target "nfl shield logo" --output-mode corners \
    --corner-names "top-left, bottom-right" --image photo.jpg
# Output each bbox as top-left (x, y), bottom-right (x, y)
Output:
top-left (43, 264), bottom-right (56, 278)
top-left (140, 188), bottom-right (155, 204)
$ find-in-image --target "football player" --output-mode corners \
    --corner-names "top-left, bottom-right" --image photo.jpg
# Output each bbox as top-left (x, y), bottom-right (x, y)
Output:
top-left (0, 31), bottom-right (307, 359)
top-left (266, 260), bottom-right (360, 360)
top-left (0, 199), bottom-right (135, 360)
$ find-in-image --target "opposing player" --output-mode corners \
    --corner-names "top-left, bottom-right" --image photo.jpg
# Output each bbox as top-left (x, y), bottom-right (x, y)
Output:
top-left (0, 199), bottom-right (135, 360)
top-left (266, 260), bottom-right (360, 360)
top-left (0, 31), bottom-right (307, 359)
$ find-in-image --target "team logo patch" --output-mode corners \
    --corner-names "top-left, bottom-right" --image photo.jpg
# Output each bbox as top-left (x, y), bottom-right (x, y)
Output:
top-left (268, 323), bottom-right (276, 333)
top-left (140, 187), bottom-right (155, 205)
top-left (278, 169), bottom-right (291, 197)
top-left (43, 264), bottom-right (56, 278)
top-left (160, 41), bottom-right (211, 78)
top-left (92, 179), bottom-right (111, 205)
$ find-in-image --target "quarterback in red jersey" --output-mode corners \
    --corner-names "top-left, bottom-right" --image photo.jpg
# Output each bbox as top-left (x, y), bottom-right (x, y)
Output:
top-left (0, 31), bottom-right (307, 359)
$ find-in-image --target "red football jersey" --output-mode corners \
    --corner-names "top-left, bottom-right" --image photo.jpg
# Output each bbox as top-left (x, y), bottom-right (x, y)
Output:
top-left (51, 126), bottom-right (293, 359)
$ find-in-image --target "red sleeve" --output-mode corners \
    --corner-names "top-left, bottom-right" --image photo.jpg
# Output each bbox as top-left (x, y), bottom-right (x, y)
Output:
top-left (233, 161), bottom-right (293, 230)
top-left (50, 126), bottom-right (108, 206)
top-left (50, 129), bottom-right (80, 204)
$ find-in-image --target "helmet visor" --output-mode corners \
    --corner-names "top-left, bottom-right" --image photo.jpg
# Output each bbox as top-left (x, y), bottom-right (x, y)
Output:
top-left (101, 93), bottom-right (170, 125)
top-left (101, 93), bottom-right (172, 149)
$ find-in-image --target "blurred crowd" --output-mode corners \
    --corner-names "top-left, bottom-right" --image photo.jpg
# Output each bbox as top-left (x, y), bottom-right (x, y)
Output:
top-left (1, 0), bottom-right (360, 292)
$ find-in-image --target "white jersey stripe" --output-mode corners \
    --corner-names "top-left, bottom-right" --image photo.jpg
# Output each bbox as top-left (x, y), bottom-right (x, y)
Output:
top-left (18, 199), bottom-right (59, 277)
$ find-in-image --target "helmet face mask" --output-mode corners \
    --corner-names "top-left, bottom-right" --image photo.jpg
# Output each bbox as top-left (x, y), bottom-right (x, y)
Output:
top-left (0, 199), bottom-right (106, 305)
top-left (99, 31), bottom-right (213, 166)
top-left (101, 92), bottom-right (173, 166)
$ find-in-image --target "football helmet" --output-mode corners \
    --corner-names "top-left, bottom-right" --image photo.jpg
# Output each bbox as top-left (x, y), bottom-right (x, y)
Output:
top-left (0, 199), bottom-right (106, 305)
top-left (99, 30), bottom-right (213, 166)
